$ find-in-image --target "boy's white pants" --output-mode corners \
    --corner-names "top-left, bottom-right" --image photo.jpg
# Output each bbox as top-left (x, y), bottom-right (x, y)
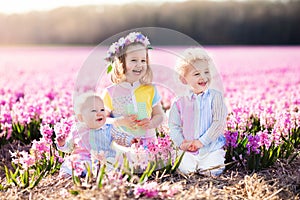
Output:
top-left (178, 149), bottom-right (226, 175)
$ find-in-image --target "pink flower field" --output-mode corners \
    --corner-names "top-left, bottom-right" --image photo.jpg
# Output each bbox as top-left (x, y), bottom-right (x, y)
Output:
top-left (0, 46), bottom-right (299, 199)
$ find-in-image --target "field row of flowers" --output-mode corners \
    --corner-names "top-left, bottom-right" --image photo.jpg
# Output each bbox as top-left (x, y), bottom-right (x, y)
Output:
top-left (0, 47), bottom-right (299, 197)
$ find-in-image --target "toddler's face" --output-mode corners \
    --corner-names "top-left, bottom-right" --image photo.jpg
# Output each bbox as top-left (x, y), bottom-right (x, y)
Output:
top-left (80, 97), bottom-right (106, 129)
top-left (183, 60), bottom-right (211, 94)
top-left (124, 44), bottom-right (147, 84)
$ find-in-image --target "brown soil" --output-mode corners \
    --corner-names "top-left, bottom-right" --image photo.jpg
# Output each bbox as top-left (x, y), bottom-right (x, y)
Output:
top-left (0, 143), bottom-right (299, 200)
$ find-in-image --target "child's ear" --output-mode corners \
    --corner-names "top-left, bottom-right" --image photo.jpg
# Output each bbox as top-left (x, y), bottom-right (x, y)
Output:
top-left (77, 114), bottom-right (84, 122)
top-left (179, 75), bottom-right (187, 85)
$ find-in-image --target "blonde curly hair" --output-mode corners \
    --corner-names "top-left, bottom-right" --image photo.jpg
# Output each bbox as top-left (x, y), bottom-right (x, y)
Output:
top-left (175, 48), bottom-right (212, 77)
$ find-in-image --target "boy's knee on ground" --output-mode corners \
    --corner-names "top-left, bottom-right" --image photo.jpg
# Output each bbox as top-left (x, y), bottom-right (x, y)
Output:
top-left (178, 152), bottom-right (198, 174)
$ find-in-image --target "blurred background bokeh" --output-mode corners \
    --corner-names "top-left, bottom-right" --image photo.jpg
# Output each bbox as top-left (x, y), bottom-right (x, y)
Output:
top-left (1, 0), bottom-right (299, 46)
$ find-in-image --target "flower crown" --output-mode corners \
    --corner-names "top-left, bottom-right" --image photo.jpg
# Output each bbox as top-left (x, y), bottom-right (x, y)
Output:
top-left (105, 32), bottom-right (152, 63)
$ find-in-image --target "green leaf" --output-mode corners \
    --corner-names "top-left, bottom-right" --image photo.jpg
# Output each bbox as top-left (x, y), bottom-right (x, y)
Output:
top-left (84, 162), bottom-right (92, 183)
top-left (288, 151), bottom-right (300, 164)
top-left (70, 190), bottom-right (80, 196)
top-left (21, 169), bottom-right (29, 188)
top-left (29, 173), bottom-right (36, 187)
top-left (122, 155), bottom-right (132, 176)
top-left (73, 175), bottom-right (81, 186)
top-left (4, 166), bottom-right (12, 185)
top-left (113, 159), bottom-right (119, 169)
top-left (165, 155), bottom-right (172, 172)
top-left (241, 137), bottom-right (248, 147)
top-left (15, 123), bottom-right (21, 133)
top-left (51, 157), bottom-right (61, 175)
top-left (9, 170), bottom-right (18, 186)
top-left (107, 64), bottom-right (113, 74)
top-left (27, 130), bottom-right (31, 139)
top-left (11, 162), bottom-right (17, 170)
top-left (171, 151), bottom-right (185, 172)
top-left (29, 169), bottom-right (48, 189)
top-left (157, 159), bottom-right (164, 170)
top-left (139, 162), bottom-right (152, 183)
top-left (148, 162), bottom-right (156, 177)
top-left (97, 164), bottom-right (106, 189)
top-left (71, 166), bottom-right (81, 186)
top-left (0, 183), bottom-right (6, 191)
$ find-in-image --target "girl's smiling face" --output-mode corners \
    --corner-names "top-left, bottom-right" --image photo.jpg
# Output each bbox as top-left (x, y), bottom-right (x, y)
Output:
top-left (182, 60), bottom-right (211, 94)
top-left (124, 44), bottom-right (148, 84)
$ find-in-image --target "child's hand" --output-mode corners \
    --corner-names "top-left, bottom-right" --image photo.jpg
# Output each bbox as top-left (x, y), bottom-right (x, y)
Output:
top-left (180, 140), bottom-right (193, 151)
top-left (117, 114), bottom-right (138, 130)
top-left (187, 144), bottom-right (197, 152)
top-left (187, 140), bottom-right (203, 152)
top-left (136, 118), bottom-right (151, 129)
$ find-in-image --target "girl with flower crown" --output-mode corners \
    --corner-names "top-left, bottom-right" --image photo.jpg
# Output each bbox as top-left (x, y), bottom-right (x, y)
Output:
top-left (102, 32), bottom-right (165, 151)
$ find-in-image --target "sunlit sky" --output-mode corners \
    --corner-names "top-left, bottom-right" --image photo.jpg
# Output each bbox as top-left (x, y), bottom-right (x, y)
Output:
top-left (0, 0), bottom-right (282, 14)
top-left (0, 0), bottom-right (191, 14)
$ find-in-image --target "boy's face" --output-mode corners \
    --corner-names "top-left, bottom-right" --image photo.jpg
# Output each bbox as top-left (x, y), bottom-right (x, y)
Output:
top-left (79, 97), bottom-right (106, 129)
top-left (182, 60), bottom-right (211, 94)
top-left (125, 44), bottom-right (147, 84)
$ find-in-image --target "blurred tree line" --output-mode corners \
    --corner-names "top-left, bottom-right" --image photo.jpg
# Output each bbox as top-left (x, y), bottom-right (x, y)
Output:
top-left (0, 0), bottom-right (299, 45)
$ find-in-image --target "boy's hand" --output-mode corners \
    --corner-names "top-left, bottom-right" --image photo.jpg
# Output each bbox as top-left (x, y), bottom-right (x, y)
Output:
top-left (180, 140), bottom-right (193, 151)
top-left (187, 140), bottom-right (203, 152)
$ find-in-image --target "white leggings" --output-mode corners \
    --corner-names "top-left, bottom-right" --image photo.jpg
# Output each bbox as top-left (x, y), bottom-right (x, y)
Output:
top-left (178, 149), bottom-right (226, 175)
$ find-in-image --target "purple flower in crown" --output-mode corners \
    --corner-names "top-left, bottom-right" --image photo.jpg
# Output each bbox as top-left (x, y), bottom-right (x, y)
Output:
top-left (105, 32), bottom-right (152, 63)
top-left (118, 37), bottom-right (126, 48)
top-left (136, 33), bottom-right (144, 40)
